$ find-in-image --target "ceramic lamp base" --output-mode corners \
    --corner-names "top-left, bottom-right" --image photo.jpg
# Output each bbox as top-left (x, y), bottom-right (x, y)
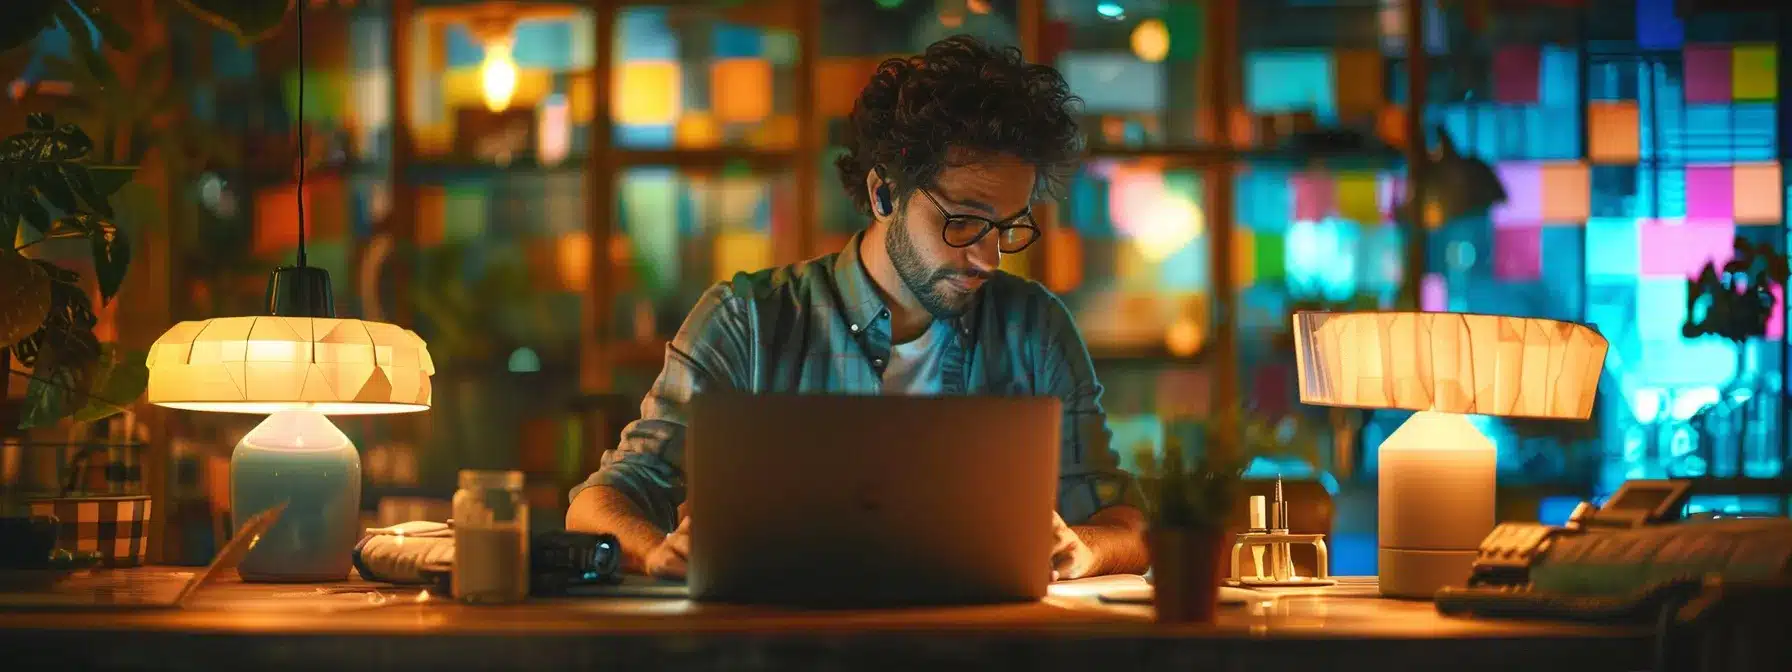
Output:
top-left (231, 411), bottom-right (362, 583)
top-left (1378, 548), bottom-right (1479, 599)
top-left (1377, 411), bottom-right (1495, 600)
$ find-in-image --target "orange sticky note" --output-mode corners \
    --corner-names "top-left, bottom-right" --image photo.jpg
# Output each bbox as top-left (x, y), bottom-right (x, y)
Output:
top-left (1233, 228), bottom-right (1256, 288)
top-left (1334, 49), bottom-right (1384, 122)
top-left (1733, 162), bottom-right (1782, 224)
top-left (1588, 101), bottom-right (1640, 164)
top-left (712, 58), bottom-right (773, 123)
top-left (1540, 162), bottom-right (1590, 222)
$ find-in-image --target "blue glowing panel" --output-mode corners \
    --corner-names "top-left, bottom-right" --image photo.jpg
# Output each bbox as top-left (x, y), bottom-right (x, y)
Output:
top-left (1245, 50), bottom-right (1336, 121)
top-left (1238, 285), bottom-right (1290, 332)
top-left (1284, 218), bottom-right (1361, 300)
top-left (1525, 106), bottom-right (1582, 160)
top-left (444, 24), bottom-right (483, 68)
top-left (1635, 278), bottom-right (1687, 342)
top-left (1237, 169), bottom-right (1293, 232)
top-left (1540, 46), bottom-right (1579, 107)
top-left (1060, 52), bottom-right (1165, 113)
top-left (618, 7), bottom-right (678, 61)
top-left (712, 23), bottom-right (763, 59)
top-left (1539, 227), bottom-right (1584, 320)
top-left (1159, 240), bottom-right (1206, 291)
top-left (1067, 171), bottom-right (1109, 235)
top-left (1636, 0), bottom-right (1684, 50)
top-left (1357, 225), bottom-right (1404, 294)
top-left (614, 124), bottom-right (674, 149)
top-left (1538, 496), bottom-right (1583, 526)
top-left (1639, 337), bottom-right (1740, 387)
top-left (513, 21), bottom-right (575, 69)
top-left (1732, 103), bottom-right (1778, 162)
top-left (1586, 217), bottom-right (1641, 281)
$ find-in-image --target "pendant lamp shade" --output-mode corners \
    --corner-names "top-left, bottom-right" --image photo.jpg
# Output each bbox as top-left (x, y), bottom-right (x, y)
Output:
top-left (146, 316), bottom-right (434, 415)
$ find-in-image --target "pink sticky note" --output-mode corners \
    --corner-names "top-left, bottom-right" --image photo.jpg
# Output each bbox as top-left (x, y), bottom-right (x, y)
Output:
top-left (1683, 46), bottom-right (1734, 103)
top-left (1421, 273), bottom-right (1448, 312)
top-left (1378, 174), bottom-right (1406, 219)
top-left (1494, 227), bottom-right (1543, 280)
top-left (1292, 173), bottom-right (1335, 221)
top-left (1684, 165), bottom-right (1734, 221)
top-left (1639, 219), bottom-right (1737, 277)
top-left (1770, 283), bottom-right (1784, 341)
top-left (1492, 162), bottom-right (1543, 227)
top-left (1493, 46), bottom-right (1541, 103)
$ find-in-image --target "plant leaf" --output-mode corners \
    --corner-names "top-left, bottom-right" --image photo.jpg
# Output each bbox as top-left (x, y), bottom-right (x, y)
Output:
top-left (19, 363), bottom-right (78, 430)
top-left (32, 165), bottom-right (80, 212)
top-left (58, 164), bottom-right (112, 217)
top-left (25, 113), bottom-right (55, 133)
top-left (0, 251), bottom-right (53, 349)
top-left (46, 214), bottom-right (130, 302)
top-left (18, 196), bottom-right (52, 235)
top-left (70, 345), bottom-right (147, 423)
top-left (10, 261), bottom-right (98, 370)
top-left (87, 166), bottom-right (135, 199)
top-left (173, 0), bottom-right (293, 43)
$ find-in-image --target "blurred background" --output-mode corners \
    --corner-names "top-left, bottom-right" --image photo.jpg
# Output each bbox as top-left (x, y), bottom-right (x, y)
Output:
top-left (2, 0), bottom-right (1788, 575)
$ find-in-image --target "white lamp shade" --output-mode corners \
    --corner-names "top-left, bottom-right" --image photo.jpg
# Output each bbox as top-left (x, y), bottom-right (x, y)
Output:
top-left (1291, 311), bottom-right (1608, 420)
top-left (146, 316), bottom-right (434, 415)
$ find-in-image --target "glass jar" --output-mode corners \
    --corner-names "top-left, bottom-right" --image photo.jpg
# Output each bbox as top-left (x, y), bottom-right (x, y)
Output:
top-left (452, 470), bottom-right (529, 603)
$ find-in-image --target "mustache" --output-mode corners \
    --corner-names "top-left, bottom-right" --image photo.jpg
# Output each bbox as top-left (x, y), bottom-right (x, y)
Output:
top-left (936, 268), bottom-right (994, 282)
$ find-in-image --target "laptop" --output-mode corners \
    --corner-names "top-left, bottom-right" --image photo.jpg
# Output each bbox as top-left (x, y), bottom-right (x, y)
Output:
top-left (685, 393), bottom-right (1060, 607)
top-left (0, 503), bottom-right (285, 610)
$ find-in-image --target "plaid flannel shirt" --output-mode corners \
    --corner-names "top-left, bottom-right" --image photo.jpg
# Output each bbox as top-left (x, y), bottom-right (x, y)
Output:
top-left (571, 230), bottom-right (1146, 532)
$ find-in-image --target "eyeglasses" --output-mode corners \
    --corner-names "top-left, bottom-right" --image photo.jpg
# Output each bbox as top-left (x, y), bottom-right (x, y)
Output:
top-left (915, 188), bottom-right (1041, 254)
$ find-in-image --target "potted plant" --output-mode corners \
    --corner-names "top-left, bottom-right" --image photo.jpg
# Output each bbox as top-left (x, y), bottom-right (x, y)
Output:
top-left (1, 114), bottom-right (149, 566)
top-left (1137, 409), bottom-right (1321, 623)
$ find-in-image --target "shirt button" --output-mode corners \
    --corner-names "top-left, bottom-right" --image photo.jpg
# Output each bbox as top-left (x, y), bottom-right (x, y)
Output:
top-left (849, 323), bottom-right (860, 333)
top-left (872, 358), bottom-right (886, 368)
top-left (879, 309), bottom-right (889, 318)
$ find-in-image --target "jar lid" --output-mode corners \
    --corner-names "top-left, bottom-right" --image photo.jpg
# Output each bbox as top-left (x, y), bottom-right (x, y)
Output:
top-left (458, 469), bottom-right (524, 490)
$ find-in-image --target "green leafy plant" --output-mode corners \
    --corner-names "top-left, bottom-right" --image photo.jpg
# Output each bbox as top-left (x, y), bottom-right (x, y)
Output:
top-left (1136, 409), bottom-right (1322, 529)
top-left (0, 114), bottom-right (145, 430)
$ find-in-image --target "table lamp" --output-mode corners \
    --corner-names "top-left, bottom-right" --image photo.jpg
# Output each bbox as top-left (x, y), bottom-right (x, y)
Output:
top-left (1291, 312), bottom-right (1607, 598)
top-left (145, 1), bottom-right (434, 582)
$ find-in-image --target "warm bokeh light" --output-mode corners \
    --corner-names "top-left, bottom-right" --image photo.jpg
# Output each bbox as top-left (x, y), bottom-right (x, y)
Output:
top-left (1165, 316), bottom-right (1204, 357)
top-left (480, 41), bottom-right (518, 113)
top-left (1130, 19), bottom-right (1169, 63)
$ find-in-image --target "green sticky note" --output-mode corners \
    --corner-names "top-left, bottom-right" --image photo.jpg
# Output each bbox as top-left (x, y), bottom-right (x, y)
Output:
top-left (1254, 232), bottom-right (1286, 281)
top-left (1165, 1), bottom-right (1204, 62)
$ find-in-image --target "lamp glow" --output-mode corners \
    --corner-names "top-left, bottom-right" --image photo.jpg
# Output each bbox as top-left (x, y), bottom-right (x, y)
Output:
top-left (1131, 19), bottom-right (1170, 63)
top-left (1292, 311), bottom-right (1607, 598)
top-left (481, 40), bottom-right (518, 113)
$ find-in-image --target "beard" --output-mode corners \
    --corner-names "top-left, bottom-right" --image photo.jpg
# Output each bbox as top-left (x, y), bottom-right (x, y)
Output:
top-left (886, 213), bottom-right (982, 319)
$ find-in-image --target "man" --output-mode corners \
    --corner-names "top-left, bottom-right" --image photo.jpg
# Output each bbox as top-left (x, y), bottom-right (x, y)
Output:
top-left (566, 35), bottom-right (1148, 581)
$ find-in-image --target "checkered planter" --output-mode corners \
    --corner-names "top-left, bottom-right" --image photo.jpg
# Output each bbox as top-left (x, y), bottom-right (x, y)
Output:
top-left (29, 495), bottom-right (153, 568)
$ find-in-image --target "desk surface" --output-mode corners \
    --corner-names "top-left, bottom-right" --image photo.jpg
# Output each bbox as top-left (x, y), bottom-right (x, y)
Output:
top-left (0, 569), bottom-right (1653, 672)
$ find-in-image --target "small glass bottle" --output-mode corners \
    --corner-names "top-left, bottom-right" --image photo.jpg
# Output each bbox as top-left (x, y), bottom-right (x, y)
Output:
top-left (452, 470), bottom-right (529, 603)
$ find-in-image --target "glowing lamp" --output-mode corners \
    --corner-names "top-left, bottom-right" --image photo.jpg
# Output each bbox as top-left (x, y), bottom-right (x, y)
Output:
top-left (1292, 311), bottom-right (1607, 598)
top-left (148, 2), bottom-right (433, 583)
top-left (1131, 19), bottom-right (1170, 63)
top-left (480, 39), bottom-right (519, 113)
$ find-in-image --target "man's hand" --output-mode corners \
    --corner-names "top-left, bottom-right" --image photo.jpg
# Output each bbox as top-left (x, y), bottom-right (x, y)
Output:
top-left (1050, 511), bottom-right (1098, 581)
top-left (644, 516), bottom-right (691, 579)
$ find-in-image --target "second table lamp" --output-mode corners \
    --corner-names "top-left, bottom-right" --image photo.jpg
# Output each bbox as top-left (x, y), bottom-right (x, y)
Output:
top-left (1292, 311), bottom-right (1608, 598)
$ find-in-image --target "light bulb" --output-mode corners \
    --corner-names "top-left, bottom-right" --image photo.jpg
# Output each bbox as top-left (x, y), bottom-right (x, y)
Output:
top-left (481, 41), bottom-right (518, 113)
top-left (1131, 19), bottom-right (1169, 63)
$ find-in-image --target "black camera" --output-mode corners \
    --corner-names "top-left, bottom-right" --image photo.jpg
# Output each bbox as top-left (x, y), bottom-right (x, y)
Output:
top-left (529, 531), bottom-right (623, 596)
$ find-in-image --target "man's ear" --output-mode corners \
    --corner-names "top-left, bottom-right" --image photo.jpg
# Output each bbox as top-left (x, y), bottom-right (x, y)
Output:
top-left (864, 166), bottom-right (892, 218)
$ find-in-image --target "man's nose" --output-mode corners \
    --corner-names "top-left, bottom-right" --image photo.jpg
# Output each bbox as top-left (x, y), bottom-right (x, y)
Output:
top-left (968, 234), bottom-right (1001, 274)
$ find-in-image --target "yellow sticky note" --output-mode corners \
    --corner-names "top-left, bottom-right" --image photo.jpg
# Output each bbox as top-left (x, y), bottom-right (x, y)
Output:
top-left (713, 232), bottom-right (773, 282)
top-left (1733, 45), bottom-right (1777, 101)
top-left (615, 61), bottom-right (682, 126)
top-left (1335, 172), bottom-right (1380, 224)
top-left (1233, 228), bottom-right (1256, 288)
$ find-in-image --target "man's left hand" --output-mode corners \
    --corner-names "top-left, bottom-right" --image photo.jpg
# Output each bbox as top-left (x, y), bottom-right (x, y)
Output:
top-left (1050, 512), bottom-right (1098, 581)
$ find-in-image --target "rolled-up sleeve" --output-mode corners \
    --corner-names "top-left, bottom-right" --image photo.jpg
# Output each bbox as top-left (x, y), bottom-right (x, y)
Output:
top-left (568, 283), bottom-right (754, 533)
top-left (1036, 291), bottom-right (1147, 526)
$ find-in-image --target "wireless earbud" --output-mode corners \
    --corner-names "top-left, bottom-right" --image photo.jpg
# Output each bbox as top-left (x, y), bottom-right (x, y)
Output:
top-left (875, 186), bottom-right (893, 216)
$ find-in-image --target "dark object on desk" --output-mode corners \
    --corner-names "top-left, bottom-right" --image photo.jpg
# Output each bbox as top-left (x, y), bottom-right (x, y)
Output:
top-left (28, 495), bottom-right (153, 567)
top-left (685, 394), bottom-right (1058, 608)
top-left (0, 515), bottom-right (59, 569)
top-left (530, 531), bottom-right (622, 596)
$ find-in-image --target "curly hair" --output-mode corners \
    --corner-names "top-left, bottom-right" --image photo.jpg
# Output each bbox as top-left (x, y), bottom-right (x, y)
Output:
top-left (834, 35), bottom-right (1084, 216)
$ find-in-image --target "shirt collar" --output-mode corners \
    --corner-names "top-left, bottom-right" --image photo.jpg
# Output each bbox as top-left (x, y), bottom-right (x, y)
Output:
top-left (832, 230), bottom-right (979, 339)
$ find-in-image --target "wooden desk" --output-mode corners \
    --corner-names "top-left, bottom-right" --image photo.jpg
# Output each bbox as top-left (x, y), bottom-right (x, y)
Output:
top-left (0, 570), bottom-right (1653, 672)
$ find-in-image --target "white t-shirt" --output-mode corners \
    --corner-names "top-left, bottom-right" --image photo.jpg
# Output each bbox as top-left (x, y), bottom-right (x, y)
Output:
top-left (881, 321), bottom-right (948, 395)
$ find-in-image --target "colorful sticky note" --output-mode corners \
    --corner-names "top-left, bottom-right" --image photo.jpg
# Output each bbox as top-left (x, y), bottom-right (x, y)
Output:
top-left (253, 185), bottom-right (307, 257)
top-left (1492, 163), bottom-right (1543, 227)
top-left (1588, 101), bottom-right (1640, 164)
top-left (1253, 233), bottom-right (1287, 282)
top-left (1291, 173), bottom-right (1335, 221)
top-left (1421, 273), bottom-right (1448, 312)
top-left (1233, 228), bottom-right (1256, 287)
top-left (442, 185), bottom-right (488, 243)
top-left (1492, 46), bottom-right (1541, 103)
top-left (1335, 172), bottom-right (1380, 224)
top-left (1733, 44), bottom-right (1778, 101)
top-left (714, 231), bottom-right (772, 283)
top-left (1333, 49), bottom-right (1384, 121)
top-left (1733, 162), bottom-right (1782, 224)
top-left (614, 61), bottom-right (681, 126)
top-left (1684, 165), bottom-right (1734, 221)
top-left (1042, 227), bottom-right (1083, 294)
top-left (1493, 226), bottom-right (1542, 280)
top-left (1770, 284), bottom-right (1785, 341)
top-left (1639, 219), bottom-right (1735, 277)
top-left (1585, 217), bottom-right (1641, 280)
top-left (1682, 46), bottom-right (1733, 103)
top-left (818, 58), bottom-right (874, 117)
top-left (712, 58), bottom-right (773, 123)
top-left (1540, 162), bottom-right (1590, 222)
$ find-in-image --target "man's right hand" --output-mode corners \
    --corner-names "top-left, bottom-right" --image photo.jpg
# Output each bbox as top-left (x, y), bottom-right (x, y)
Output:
top-left (644, 516), bottom-right (691, 579)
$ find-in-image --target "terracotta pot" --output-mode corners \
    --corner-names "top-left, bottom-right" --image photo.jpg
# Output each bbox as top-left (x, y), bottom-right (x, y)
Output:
top-left (1148, 526), bottom-right (1229, 624)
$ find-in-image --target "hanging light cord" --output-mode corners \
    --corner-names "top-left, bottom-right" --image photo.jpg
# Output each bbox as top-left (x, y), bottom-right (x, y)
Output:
top-left (294, 0), bottom-right (308, 268)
